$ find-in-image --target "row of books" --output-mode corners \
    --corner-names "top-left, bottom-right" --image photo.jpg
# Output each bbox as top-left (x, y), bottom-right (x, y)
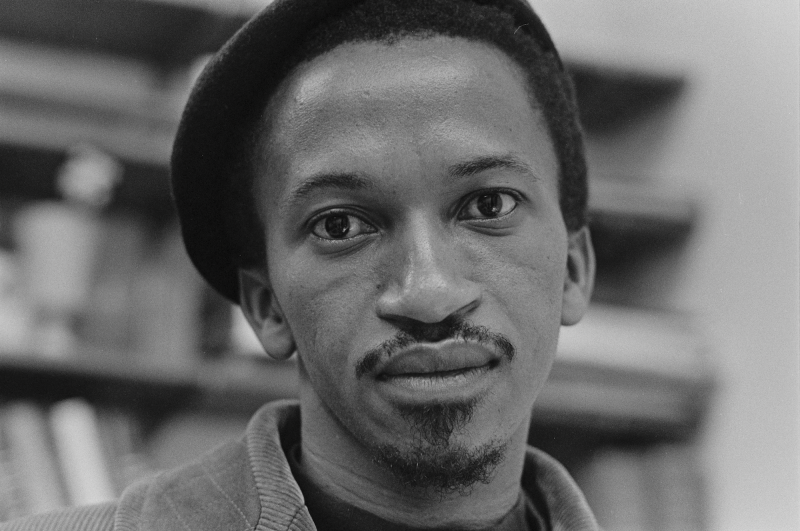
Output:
top-left (577, 444), bottom-right (707, 531)
top-left (0, 398), bottom-right (153, 522)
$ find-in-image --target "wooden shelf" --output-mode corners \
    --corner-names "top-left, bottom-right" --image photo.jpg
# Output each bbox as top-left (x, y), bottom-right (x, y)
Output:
top-left (588, 177), bottom-right (696, 268)
top-left (0, 353), bottom-right (297, 416)
top-left (0, 144), bottom-right (173, 221)
top-left (0, 0), bottom-right (250, 68)
top-left (537, 359), bottom-right (711, 438)
top-left (0, 39), bottom-right (183, 166)
top-left (567, 62), bottom-right (685, 133)
top-left (0, 350), bottom-right (711, 438)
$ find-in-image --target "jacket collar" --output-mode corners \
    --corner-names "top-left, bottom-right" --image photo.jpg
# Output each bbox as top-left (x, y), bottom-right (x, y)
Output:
top-left (117, 400), bottom-right (598, 531)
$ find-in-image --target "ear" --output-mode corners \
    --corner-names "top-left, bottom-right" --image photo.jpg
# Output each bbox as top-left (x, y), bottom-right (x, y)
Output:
top-left (561, 226), bottom-right (596, 326)
top-left (238, 268), bottom-right (296, 360)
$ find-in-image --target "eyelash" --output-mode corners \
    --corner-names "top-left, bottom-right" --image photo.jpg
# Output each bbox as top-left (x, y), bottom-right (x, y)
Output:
top-left (308, 188), bottom-right (523, 242)
top-left (458, 189), bottom-right (521, 222)
top-left (308, 208), bottom-right (377, 242)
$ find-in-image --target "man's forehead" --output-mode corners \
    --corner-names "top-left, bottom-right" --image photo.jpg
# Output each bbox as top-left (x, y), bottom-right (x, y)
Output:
top-left (259, 37), bottom-right (538, 150)
top-left (278, 38), bottom-right (508, 107)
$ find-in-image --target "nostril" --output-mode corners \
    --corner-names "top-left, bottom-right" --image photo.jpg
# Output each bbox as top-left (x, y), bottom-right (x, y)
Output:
top-left (391, 315), bottom-right (467, 343)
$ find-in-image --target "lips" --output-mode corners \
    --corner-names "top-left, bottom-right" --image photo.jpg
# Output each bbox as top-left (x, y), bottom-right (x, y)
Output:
top-left (376, 341), bottom-right (500, 379)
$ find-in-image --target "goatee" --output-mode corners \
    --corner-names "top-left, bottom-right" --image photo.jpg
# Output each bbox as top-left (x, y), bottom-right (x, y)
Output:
top-left (373, 399), bottom-right (507, 495)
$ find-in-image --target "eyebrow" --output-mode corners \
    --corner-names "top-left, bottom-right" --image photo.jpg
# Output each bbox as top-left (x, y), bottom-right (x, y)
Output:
top-left (447, 154), bottom-right (539, 181)
top-left (282, 154), bottom-right (537, 211)
top-left (284, 172), bottom-right (375, 209)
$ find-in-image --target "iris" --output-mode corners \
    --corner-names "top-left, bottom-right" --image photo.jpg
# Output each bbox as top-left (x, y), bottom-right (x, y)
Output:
top-left (324, 214), bottom-right (350, 238)
top-left (477, 193), bottom-right (503, 217)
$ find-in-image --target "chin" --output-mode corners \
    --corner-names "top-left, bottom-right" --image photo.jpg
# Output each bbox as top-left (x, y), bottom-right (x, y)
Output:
top-left (373, 436), bottom-right (508, 495)
top-left (368, 397), bottom-right (509, 495)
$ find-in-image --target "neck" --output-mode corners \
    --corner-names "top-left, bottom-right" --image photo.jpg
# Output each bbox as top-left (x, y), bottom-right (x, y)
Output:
top-left (298, 383), bottom-right (531, 528)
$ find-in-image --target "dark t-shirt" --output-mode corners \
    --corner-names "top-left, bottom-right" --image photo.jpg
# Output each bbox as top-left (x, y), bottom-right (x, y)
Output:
top-left (288, 444), bottom-right (548, 531)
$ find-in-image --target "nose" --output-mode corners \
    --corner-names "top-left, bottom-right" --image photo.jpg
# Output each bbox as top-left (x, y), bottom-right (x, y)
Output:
top-left (376, 215), bottom-right (481, 325)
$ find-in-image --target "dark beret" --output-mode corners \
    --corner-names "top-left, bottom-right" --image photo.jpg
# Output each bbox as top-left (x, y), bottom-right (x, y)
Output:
top-left (171, 0), bottom-right (563, 303)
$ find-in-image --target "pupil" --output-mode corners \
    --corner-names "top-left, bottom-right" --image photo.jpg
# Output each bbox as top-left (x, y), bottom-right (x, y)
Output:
top-left (477, 193), bottom-right (502, 217)
top-left (325, 215), bottom-right (350, 238)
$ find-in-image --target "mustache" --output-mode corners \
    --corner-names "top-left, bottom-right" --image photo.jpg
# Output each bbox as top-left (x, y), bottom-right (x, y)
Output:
top-left (355, 317), bottom-right (515, 378)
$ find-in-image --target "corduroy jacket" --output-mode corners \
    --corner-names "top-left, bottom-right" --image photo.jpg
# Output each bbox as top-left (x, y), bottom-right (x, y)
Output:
top-left (0, 400), bottom-right (599, 531)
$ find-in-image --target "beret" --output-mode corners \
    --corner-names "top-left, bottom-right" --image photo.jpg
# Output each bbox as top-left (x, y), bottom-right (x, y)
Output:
top-left (171, 0), bottom-right (564, 303)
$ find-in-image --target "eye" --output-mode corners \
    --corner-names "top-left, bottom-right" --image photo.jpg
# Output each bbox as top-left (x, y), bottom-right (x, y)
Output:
top-left (460, 191), bottom-right (518, 220)
top-left (311, 212), bottom-right (377, 240)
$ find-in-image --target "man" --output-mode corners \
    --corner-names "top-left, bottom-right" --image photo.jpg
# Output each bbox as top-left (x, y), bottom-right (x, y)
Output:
top-left (3, 0), bottom-right (597, 529)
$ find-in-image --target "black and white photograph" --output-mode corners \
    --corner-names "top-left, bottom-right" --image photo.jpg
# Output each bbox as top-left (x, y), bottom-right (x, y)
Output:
top-left (0, 1), bottom-right (797, 530)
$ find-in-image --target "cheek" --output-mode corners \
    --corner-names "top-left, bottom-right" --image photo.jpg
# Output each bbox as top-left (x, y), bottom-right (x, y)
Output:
top-left (475, 226), bottom-right (567, 318)
top-left (270, 250), bottom-right (377, 380)
top-left (470, 227), bottom-right (567, 375)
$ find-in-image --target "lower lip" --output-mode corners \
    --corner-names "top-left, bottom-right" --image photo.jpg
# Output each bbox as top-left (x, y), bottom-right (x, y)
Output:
top-left (375, 362), bottom-right (497, 403)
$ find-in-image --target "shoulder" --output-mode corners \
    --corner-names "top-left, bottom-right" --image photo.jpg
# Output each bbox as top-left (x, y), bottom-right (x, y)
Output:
top-left (115, 436), bottom-right (261, 531)
top-left (0, 502), bottom-right (116, 531)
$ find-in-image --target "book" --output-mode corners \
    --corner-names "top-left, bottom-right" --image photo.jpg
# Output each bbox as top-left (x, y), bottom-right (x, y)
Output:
top-left (81, 213), bottom-right (149, 354)
top-left (49, 398), bottom-right (116, 506)
top-left (0, 420), bottom-right (25, 522)
top-left (0, 249), bottom-right (33, 357)
top-left (131, 225), bottom-right (203, 367)
top-left (2, 401), bottom-right (67, 514)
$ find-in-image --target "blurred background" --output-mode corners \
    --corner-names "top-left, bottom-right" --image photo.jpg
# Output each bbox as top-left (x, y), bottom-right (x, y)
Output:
top-left (0, 1), bottom-right (797, 530)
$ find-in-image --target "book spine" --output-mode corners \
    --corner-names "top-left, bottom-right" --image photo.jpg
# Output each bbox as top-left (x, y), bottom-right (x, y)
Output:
top-left (0, 418), bottom-right (25, 522)
top-left (49, 398), bottom-right (116, 506)
top-left (131, 225), bottom-right (202, 368)
top-left (2, 401), bottom-right (67, 514)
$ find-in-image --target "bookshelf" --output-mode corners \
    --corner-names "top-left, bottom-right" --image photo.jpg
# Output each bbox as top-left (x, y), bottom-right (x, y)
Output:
top-left (0, 348), bottom-right (710, 437)
top-left (0, 0), bottom-right (712, 527)
top-left (0, 354), bottom-right (297, 418)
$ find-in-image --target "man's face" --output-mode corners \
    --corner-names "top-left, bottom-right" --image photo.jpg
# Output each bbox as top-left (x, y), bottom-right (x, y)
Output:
top-left (248, 37), bottom-right (585, 489)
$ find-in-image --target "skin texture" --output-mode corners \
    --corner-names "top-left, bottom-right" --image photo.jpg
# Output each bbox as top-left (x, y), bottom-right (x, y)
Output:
top-left (240, 37), bottom-right (594, 528)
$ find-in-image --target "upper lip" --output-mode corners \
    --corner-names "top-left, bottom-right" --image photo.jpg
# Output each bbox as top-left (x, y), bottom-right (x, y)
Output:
top-left (377, 340), bottom-right (499, 378)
